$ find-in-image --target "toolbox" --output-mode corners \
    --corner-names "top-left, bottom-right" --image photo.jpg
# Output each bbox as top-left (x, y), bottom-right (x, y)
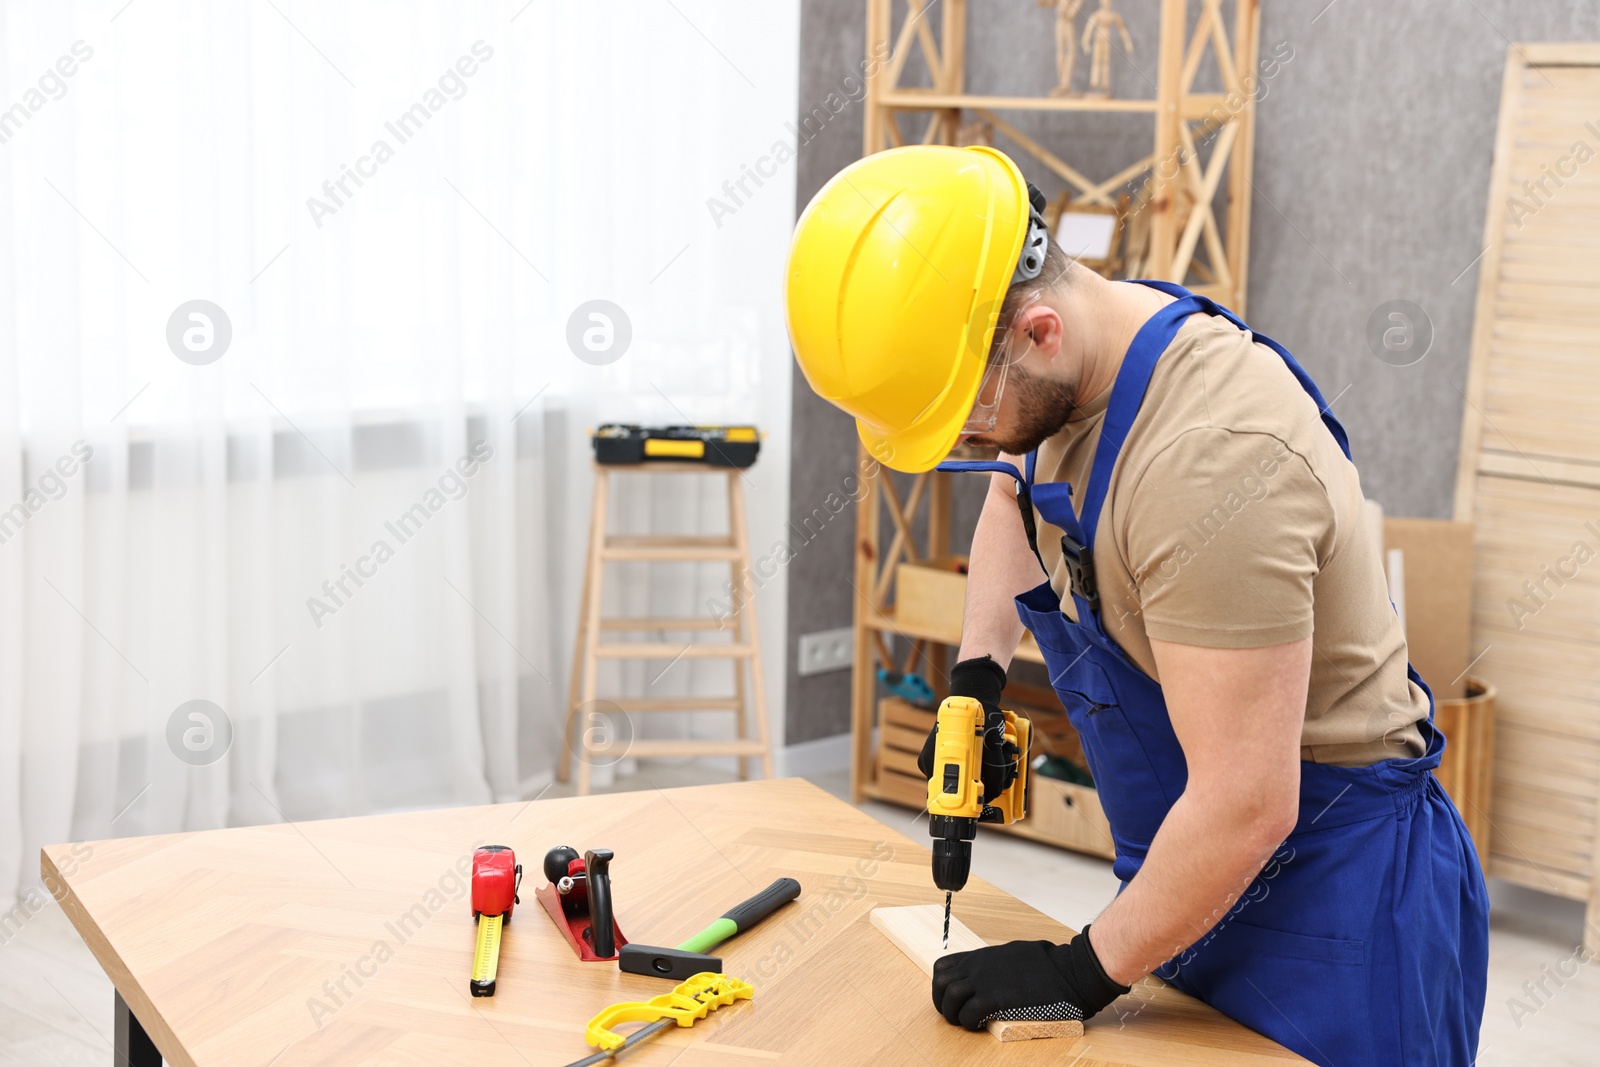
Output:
top-left (591, 425), bottom-right (760, 468)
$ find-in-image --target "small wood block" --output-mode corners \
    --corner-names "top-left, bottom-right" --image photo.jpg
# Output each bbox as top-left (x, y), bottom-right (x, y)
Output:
top-left (989, 1018), bottom-right (1087, 1042)
top-left (870, 905), bottom-right (1085, 1042)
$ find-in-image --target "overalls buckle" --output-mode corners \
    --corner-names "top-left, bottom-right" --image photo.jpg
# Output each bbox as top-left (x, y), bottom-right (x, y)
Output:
top-left (1060, 533), bottom-right (1098, 610)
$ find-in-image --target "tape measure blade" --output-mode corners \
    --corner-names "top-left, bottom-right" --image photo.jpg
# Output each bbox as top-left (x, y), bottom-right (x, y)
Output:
top-left (471, 913), bottom-right (503, 995)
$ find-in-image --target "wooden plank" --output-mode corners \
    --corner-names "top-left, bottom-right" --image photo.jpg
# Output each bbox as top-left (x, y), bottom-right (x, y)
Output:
top-left (727, 471), bottom-right (777, 779)
top-left (1494, 731), bottom-right (1600, 783)
top-left (870, 767), bottom-right (932, 809)
top-left (863, 0), bottom-right (890, 154)
top-left (940, 0), bottom-right (966, 96)
top-left (925, 469), bottom-right (952, 686)
top-left (1507, 42), bottom-right (1600, 64)
top-left (1490, 854), bottom-right (1592, 901)
top-left (878, 89), bottom-right (1159, 113)
top-left (864, 606), bottom-right (1050, 665)
top-left (870, 906), bottom-right (1086, 1042)
top-left (598, 616), bottom-right (726, 631)
top-left (881, 744), bottom-right (924, 779)
top-left (1488, 819), bottom-right (1592, 877)
top-left (576, 466), bottom-right (611, 796)
top-left (1454, 42), bottom-right (1600, 954)
top-left (882, 695), bottom-right (936, 733)
top-left (1455, 46), bottom-right (1527, 521)
top-left (1383, 519), bottom-right (1474, 699)
top-left (593, 643), bottom-right (752, 659)
top-left (854, 443), bottom-right (882, 803)
top-left (1147, 0), bottom-right (1187, 281)
top-left (882, 721), bottom-right (929, 754)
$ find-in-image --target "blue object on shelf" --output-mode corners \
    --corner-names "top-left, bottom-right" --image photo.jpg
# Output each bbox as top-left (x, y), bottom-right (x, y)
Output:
top-left (876, 669), bottom-right (936, 709)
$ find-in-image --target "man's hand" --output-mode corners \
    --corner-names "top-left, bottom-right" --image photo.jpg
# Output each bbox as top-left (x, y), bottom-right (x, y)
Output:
top-left (917, 657), bottom-right (1019, 803)
top-left (931, 927), bottom-right (1130, 1030)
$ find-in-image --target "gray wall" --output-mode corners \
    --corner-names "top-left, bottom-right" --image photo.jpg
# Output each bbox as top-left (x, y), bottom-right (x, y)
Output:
top-left (785, 0), bottom-right (1600, 744)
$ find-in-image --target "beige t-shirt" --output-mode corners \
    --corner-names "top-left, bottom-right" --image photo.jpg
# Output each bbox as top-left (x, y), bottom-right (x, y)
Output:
top-left (1034, 312), bottom-right (1427, 767)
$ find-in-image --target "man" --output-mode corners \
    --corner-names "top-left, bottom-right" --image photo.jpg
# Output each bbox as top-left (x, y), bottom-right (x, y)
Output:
top-left (784, 144), bottom-right (1487, 1066)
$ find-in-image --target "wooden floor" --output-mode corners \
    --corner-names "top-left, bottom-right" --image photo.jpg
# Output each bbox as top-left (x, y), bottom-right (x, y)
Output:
top-left (4, 764), bottom-right (1597, 1065)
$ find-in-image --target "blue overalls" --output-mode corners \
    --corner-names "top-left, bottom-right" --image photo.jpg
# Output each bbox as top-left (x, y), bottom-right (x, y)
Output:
top-left (940, 282), bottom-right (1488, 1066)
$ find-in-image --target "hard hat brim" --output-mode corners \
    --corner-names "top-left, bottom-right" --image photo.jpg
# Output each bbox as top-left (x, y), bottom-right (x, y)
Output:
top-left (856, 412), bottom-right (962, 474)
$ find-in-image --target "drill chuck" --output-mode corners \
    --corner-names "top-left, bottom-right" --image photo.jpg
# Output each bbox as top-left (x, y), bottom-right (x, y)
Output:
top-left (929, 814), bottom-right (976, 893)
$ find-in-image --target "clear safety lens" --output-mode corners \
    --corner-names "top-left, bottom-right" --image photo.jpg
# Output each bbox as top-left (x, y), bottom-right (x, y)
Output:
top-left (962, 307), bottom-right (1036, 435)
top-left (962, 356), bottom-right (1009, 435)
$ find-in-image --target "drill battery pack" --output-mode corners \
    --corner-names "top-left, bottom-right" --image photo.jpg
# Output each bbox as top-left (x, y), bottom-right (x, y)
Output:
top-left (591, 425), bottom-right (760, 469)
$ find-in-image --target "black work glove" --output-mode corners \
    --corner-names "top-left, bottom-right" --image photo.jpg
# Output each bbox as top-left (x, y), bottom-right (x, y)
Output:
top-left (931, 925), bottom-right (1131, 1030)
top-left (916, 657), bottom-right (1020, 804)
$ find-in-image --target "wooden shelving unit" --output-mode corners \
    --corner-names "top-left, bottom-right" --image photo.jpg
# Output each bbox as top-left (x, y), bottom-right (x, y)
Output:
top-left (863, 0), bottom-right (1262, 313)
top-left (849, 1), bottom-right (1262, 859)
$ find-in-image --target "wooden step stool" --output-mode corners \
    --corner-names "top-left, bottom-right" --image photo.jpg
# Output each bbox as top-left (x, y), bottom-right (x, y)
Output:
top-left (558, 461), bottom-right (775, 795)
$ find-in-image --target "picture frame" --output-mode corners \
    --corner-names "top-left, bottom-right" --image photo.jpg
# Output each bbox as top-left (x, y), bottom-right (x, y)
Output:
top-left (1046, 192), bottom-right (1124, 277)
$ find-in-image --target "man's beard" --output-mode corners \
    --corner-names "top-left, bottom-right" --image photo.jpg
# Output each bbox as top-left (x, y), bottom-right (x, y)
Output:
top-left (967, 367), bottom-right (1078, 456)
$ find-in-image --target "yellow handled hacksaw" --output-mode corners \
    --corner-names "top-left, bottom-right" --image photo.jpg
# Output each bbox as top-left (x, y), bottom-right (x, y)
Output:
top-left (561, 972), bottom-right (753, 1066)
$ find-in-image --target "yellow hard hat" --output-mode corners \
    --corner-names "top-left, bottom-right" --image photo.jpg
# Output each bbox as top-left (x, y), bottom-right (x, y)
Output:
top-left (784, 145), bottom-right (1045, 473)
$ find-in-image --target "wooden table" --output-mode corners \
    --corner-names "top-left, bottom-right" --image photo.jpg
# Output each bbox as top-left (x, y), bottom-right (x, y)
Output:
top-left (42, 778), bottom-right (1306, 1065)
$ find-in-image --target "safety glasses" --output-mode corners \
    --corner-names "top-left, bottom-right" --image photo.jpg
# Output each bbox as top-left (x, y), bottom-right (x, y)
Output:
top-left (962, 355), bottom-right (1010, 435)
top-left (961, 311), bottom-right (1034, 435)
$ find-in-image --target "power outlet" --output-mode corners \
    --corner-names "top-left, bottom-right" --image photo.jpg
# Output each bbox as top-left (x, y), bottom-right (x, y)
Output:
top-left (798, 626), bottom-right (854, 676)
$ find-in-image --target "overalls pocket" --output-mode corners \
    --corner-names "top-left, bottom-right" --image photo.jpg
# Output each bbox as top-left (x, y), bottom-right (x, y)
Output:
top-left (1184, 917), bottom-right (1375, 1067)
top-left (1046, 656), bottom-right (1172, 856)
top-left (1048, 650), bottom-right (1120, 721)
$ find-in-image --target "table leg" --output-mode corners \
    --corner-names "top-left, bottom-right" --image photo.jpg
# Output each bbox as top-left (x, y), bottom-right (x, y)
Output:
top-left (113, 988), bottom-right (162, 1066)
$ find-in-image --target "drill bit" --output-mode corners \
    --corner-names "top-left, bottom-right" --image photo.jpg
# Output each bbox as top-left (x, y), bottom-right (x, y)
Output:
top-left (942, 891), bottom-right (952, 950)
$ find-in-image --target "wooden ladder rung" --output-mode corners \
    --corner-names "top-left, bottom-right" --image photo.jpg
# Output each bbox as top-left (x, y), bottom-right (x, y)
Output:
top-left (608, 697), bottom-right (742, 712)
top-left (594, 643), bottom-right (753, 660)
top-left (618, 739), bottom-right (770, 758)
top-left (606, 536), bottom-right (735, 549)
top-left (599, 617), bottom-right (725, 631)
top-left (601, 545), bottom-right (742, 562)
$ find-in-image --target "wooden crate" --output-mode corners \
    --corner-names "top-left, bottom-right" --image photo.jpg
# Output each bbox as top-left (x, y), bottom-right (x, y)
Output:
top-left (873, 697), bottom-right (1115, 862)
top-left (1004, 774), bottom-right (1116, 861)
top-left (894, 556), bottom-right (969, 633)
top-left (875, 697), bottom-right (935, 809)
top-left (1434, 678), bottom-right (1496, 873)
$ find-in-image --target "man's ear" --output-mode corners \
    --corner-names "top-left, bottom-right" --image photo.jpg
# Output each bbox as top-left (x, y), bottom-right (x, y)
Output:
top-left (1013, 303), bottom-right (1064, 369)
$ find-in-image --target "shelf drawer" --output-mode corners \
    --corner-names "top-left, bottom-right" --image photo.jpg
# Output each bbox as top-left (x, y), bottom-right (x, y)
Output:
top-left (1004, 774), bottom-right (1116, 861)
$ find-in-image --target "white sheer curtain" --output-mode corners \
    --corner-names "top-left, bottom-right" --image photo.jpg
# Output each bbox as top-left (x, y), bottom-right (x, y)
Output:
top-left (0, 1), bottom-right (797, 908)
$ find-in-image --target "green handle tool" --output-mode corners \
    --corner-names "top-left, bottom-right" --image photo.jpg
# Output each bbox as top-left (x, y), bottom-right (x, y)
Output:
top-left (618, 877), bottom-right (801, 979)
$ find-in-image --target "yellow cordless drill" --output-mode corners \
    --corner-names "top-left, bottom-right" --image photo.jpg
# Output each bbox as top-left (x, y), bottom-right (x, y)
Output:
top-left (926, 695), bottom-right (1031, 948)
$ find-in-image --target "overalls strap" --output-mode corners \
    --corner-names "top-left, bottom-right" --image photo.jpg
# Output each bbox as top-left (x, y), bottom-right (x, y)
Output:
top-left (1076, 291), bottom-right (1210, 551)
top-left (933, 459), bottom-right (1051, 579)
top-left (1022, 448), bottom-right (1089, 553)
